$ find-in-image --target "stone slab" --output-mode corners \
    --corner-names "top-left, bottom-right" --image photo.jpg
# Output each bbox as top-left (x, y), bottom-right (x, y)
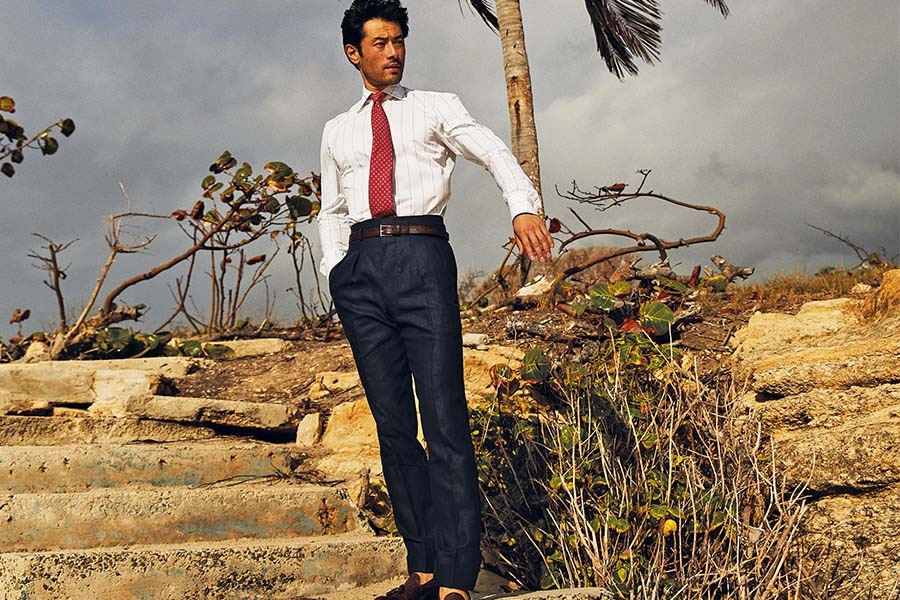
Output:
top-left (0, 366), bottom-right (162, 414)
top-left (0, 534), bottom-right (405, 600)
top-left (90, 395), bottom-right (296, 431)
top-left (799, 488), bottom-right (900, 600)
top-left (0, 415), bottom-right (216, 446)
top-left (773, 407), bottom-right (900, 492)
top-left (0, 483), bottom-right (364, 552)
top-left (11, 356), bottom-right (208, 378)
top-left (0, 441), bottom-right (300, 494)
top-left (746, 384), bottom-right (900, 432)
top-left (0, 364), bottom-right (94, 411)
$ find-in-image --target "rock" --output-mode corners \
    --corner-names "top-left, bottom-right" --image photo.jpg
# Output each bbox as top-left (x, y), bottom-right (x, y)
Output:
top-left (745, 338), bottom-right (900, 395)
top-left (462, 333), bottom-right (490, 347)
top-left (462, 345), bottom-right (524, 403)
top-left (90, 395), bottom-right (295, 431)
top-left (732, 294), bottom-right (900, 395)
top-left (296, 412), bottom-right (323, 447)
top-left (310, 371), bottom-right (361, 400)
top-left (864, 268), bottom-right (900, 318)
top-left (88, 370), bottom-right (163, 418)
top-left (0, 364), bottom-right (94, 413)
top-left (22, 341), bottom-right (50, 363)
top-left (745, 384), bottom-right (900, 432)
top-left (0, 415), bottom-right (216, 445)
top-left (318, 398), bottom-right (382, 478)
top-left (799, 488), bottom-right (900, 599)
top-left (772, 406), bottom-right (900, 493)
top-left (733, 269), bottom-right (900, 599)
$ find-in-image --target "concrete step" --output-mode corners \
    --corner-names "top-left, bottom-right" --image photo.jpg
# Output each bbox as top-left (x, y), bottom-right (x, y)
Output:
top-left (1, 482), bottom-right (364, 552)
top-left (0, 415), bottom-right (216, 445)
top-left (0, 441), bottom-right (304, 493)
top-left (0, 533), bottom-right (405, 600)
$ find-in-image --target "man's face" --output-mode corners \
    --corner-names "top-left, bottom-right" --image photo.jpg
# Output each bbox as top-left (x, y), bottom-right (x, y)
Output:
top-left (346, 18), bottom-right (405, 91)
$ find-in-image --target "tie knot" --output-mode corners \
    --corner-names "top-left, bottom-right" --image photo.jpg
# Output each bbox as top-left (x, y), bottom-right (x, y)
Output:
top-left (370, 91), bottom-right (387, 105)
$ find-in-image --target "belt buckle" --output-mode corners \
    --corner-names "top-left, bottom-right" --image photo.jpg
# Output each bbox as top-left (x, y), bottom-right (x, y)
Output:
top-left (379, 224), bottom-right (399, 237)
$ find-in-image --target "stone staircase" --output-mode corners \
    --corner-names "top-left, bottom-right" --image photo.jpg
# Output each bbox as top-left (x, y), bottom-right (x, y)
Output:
top-left (0, 352), bottom-right (406, 599)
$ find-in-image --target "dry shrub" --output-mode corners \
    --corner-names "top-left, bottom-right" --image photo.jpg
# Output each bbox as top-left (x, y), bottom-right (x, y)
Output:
top-left (473, 335), bottom-right (809, 597)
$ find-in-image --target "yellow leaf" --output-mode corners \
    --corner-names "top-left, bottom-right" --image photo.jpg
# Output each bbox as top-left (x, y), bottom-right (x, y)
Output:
top-left (662, 518), bottom-right (678, 536)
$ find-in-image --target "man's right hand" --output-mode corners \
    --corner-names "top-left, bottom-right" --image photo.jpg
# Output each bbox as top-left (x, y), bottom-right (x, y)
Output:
top-left (512, 213), bottom-right (554, 262)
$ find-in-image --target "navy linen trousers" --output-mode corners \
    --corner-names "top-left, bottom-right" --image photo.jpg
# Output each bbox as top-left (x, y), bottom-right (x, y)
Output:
top-left (328, 215), bottom-right (482, 589)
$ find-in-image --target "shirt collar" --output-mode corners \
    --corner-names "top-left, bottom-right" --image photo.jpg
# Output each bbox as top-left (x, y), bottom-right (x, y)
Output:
top-left (352, 83), bottom-right (408, 113)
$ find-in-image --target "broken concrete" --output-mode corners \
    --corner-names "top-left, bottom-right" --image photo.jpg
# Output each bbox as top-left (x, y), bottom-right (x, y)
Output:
top-left (0, 534), bottom-right (406, 600)
top-left (0, 441), bottom-right (300, 493)
top-left (89, 395), bottom-right (296, 431)
top-left (0, 415), bottom-right (216, 445)
top-left (1, 483), bottom-right (364, 552)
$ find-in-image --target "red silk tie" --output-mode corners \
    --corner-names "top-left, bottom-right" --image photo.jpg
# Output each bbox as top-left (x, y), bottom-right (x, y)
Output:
top-left (368, 91), bottom-right (396, 218)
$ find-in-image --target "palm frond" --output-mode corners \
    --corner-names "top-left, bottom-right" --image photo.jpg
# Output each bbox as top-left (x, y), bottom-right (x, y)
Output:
top-left (584, 0), bottom-right (663, 79)
top-left (459, 0), bottom-right (499, 32)
top-left (703, 0), bottom-right (731, 17)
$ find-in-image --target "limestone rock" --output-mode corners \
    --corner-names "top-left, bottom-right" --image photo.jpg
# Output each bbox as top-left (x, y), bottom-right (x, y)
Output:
top-left (733, 269), bottom-right (900, 600)
top-left (745, 384), bottom-right (900, 432)
top-left (88, 370), bottom-right (163, 418)
top-left (772, 407), bottom-right (900, 493)
top-left (799, 488), bottom-right (900, 599)
top-left (22, 341), bottom-right (50, 363)
top-left (732, 292), bottom-right (900, 395)
top-left (462, 333), bottom-right (490, 347)
top-left (296, 412), bottom-right (323, 447)
top-left (318, 398), bottom-right (381, 477)
top-left (90, 395), bottom-right (295, 431)
top-left (309, 371), bottom-right (361, 400)
top-left (462, 344), bottom-right (524, 403)
top-left (864, 268), bottom-right (900, 318)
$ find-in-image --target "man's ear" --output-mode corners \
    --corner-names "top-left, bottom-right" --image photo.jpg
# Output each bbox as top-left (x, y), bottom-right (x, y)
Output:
top-left (345, 44), bottom-right (361, 68)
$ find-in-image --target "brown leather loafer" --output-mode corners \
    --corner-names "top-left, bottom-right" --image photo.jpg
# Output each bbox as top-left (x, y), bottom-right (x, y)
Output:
top-left (442, 593), bottom-right (469, 600)
top-left (374, 576), bottom-right (438, 600)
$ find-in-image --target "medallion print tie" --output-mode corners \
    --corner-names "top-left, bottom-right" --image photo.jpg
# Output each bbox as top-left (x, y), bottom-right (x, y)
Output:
top-left (368, 91), bottom-right (396, 218)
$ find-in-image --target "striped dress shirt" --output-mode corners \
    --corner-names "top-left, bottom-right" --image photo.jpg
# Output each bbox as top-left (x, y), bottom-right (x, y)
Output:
top-left (317, 83), bottom-right (541, 276)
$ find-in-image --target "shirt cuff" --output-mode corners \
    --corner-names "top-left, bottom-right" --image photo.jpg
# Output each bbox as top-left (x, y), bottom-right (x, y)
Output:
top-left (506, 191), bottom-right (541, 221)
top-left (320, 253), bottom-right (346, 279)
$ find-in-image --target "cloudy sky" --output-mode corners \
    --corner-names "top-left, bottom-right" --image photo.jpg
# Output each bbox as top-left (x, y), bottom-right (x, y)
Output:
top-left (2, 0), bottom-right (898, 337)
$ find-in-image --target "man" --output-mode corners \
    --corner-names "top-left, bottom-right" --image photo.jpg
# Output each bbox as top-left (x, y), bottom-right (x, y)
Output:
top-left (317, 1), bottom-right (553, 598)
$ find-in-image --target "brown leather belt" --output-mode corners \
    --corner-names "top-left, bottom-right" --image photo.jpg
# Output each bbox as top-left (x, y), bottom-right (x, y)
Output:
top-left (349, 224), bottom-right (449, 241)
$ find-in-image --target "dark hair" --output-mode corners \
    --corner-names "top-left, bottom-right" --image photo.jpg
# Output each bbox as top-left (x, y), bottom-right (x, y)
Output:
top-left (341, 0), bottom-right (409, 49)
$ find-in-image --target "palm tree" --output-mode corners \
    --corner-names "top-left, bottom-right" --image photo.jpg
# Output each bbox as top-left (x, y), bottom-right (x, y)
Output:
top-left (460, 0), bottom-right (730, 213)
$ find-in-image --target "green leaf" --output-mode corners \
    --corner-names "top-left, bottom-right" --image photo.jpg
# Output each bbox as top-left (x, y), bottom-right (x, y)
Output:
top-left (201, 175), bottom-right (217, 190)
top-left (59, 118), bottom-right (76, 137)
top-left (95, 327), bottom-right (133, 352)
top-left (639, 301), bottom-right (675, 336)
top-left (203, 343), bottom-right (236, 360)
top-left (704, 274), bottom-right (728, 292)
top-left (521, 347), bottom-right (551, 382)
top-left (657, 275), bottom-right (690, 293)
top-left (263, 196), bottom-right (280, 213)
top-left (40, 136), bottom-right (59, 155)
top-left (178, 340), bottom-right (203, 357)
top-left (286, 195), bottom-right (313, 219)
top-left (589, 281), bottom-right (630, 311)
top-left (649, 504), bottom-right (669, 519)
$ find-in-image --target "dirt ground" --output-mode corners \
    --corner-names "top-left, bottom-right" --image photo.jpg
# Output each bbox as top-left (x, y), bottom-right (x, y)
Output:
top-left (171, 291), bottom-right (754, 406)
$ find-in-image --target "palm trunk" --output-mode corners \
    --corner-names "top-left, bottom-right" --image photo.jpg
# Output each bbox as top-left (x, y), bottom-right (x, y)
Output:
top-left (495, 0), bottom-right (543, 211)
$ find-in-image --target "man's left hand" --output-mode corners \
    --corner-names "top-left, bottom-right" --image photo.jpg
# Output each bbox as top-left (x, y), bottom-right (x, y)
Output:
top-left (513, 213), bottom-right (554, 262)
